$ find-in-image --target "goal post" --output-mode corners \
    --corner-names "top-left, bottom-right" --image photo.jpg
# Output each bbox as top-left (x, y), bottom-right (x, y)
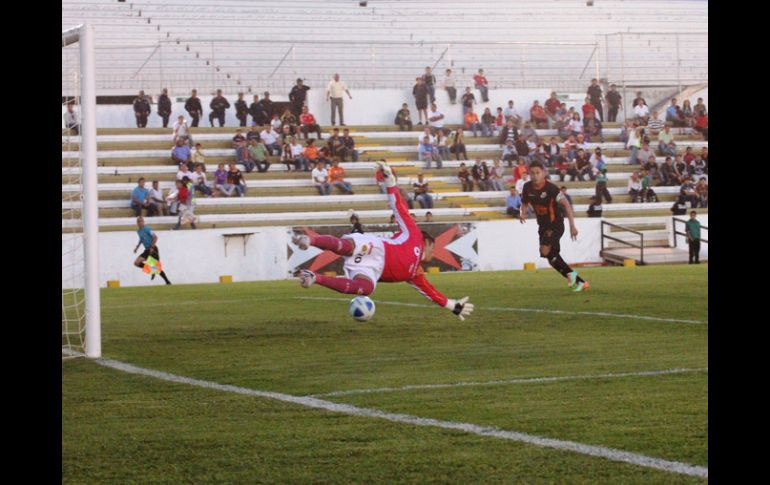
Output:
top-left (62, 24), bottom-right (101, 359)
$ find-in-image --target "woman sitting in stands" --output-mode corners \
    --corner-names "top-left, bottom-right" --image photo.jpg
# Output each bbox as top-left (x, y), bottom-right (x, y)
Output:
top-left (280, 108), bottom-right (299, 135)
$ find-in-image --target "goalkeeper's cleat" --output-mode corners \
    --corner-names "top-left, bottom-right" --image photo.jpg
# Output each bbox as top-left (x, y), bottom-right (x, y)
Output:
top-left (296, 269), bottom-right (317, 288)
top-left (567, 271), bottom-right (578, 288)
top-left (375, 161), bottom-right (397, 188)
top-left (292, 233), bottom-right (311, 250)
top-left (573, 281), bottom-right (590, 293)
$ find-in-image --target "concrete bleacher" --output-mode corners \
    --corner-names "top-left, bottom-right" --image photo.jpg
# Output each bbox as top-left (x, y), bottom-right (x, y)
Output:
top-left (61, 124), bottom-right (707, 232)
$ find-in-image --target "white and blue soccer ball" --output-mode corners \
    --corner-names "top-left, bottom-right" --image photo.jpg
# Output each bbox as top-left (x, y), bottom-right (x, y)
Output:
top-left (349, 296), bottom-right (376, 322)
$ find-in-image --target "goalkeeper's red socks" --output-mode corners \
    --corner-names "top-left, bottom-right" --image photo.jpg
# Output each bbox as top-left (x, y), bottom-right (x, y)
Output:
top-left (310, 235), bottom-right (355, 256)
top-left (315, 274), bottom-right (373, 295)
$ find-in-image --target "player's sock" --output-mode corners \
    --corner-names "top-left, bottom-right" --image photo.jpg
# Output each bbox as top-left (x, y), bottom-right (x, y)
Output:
top-left (310, 235), bottom-right (355, 256)
top-left (159, 271), bottom-right (171, 284)
top-left (315, 274), bottom-right (374, 295)
top-left (548, 253), bottom-right (585, 283)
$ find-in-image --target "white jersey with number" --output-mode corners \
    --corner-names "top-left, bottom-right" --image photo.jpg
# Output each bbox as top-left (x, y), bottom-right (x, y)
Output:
top-left (341, 233), bottom-right (386, 289)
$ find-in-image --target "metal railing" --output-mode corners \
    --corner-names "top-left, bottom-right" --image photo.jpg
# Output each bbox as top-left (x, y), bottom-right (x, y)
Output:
top-left (672, 217), bottom-right (708, 247)
top-left (601, 220), bottom-right (645, 265)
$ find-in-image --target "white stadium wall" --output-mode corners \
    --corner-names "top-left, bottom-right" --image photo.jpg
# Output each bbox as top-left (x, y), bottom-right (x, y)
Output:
top-left (63, 219), bottom-right (610, 288)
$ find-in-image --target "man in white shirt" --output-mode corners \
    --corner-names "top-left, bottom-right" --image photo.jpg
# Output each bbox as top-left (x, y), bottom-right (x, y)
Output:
top-left (326, 73), bottom-right (352, 126)
top-left (417, 127), bottom-right (436, 146)
top-left (176, 163), bottom-right (192, 182)
top-left (633, 102), bottom-right (650, 125)
top-left (428, 103), bottom-right (445, 130)
top-left (503, 100), bottom-right (522, 128)
top-left (443, 69), bottom-right (457, 104)
top-left (148, 180), bottom-right (168, 216)
top-left (172, 115), bottom-right (192, 147)
top-left (64, 103), bottom-right (79, 135)
top-left (260, 125), bottom-right (282, 156)
top-left (312, 160), bottom-right (331, 195)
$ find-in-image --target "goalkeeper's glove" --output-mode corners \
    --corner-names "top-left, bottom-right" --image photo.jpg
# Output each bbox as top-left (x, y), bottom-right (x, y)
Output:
top-left (375, 161), bottom-right (397, 188)
top-left (444, 297), bottom-right (474, 321)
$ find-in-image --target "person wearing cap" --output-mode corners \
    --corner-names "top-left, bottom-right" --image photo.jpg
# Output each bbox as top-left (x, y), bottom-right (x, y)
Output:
top-left (289, 78), bottom-right (310, 118)
top-left (208, 89), bottom-right (230, 127)
top-left (326, 73), bottom-right (352, 126)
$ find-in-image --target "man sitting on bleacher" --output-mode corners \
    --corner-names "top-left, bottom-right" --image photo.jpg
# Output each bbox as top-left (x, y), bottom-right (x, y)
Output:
top-left (329, 159), bottom-right (354, 195)
top-left (130, 178), bottom-right (154, 217)
top-left (340, 128), bottom-right (359, 162)
top-left (299, 106), bottom-right (323, 140)
top-left (312, 160), bottom-right (331, 195)
top-left (172, 138), bottom-right (193, 171)
top-left (260, 125), bottom-right (282, 156)
top-left (227, 162), bottom-right (247, 197)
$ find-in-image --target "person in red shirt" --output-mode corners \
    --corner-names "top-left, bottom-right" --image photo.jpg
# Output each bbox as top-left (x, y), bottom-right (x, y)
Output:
top-left (293, 161), bottom-right (475, 321)
top-left (694, 114), bottom-right (708, 141)
top-left (581, 97), bottom-right (596, 120)
top-left (299, 106), bottom-right (322, 140)
top-left (512, 158), bottom-right (529, 183)
top-left (530, 100), bottom-right (548, 129)
top-left (473, 68), bottom-right (489, 102)
top-left (544, 91), bottom-right (561, 128)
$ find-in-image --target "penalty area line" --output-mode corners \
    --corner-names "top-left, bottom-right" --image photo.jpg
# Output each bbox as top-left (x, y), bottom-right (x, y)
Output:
top-left (62, 350), bottom-right (707, 479)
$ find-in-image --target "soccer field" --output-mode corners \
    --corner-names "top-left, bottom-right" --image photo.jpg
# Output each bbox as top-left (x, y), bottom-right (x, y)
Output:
top-left (62, 265), bottom-right (708, 484)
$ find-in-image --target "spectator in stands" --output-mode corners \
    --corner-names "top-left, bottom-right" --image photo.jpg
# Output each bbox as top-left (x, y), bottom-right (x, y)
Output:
top-left (495, 107), bottom-right (504, 135)
top-left (329, 159), bottom-right (354, 194)
top-left (443, 68), bottom-right (457, 104)
top-left (258, 92), bottom-right (275, 124)
top-left (471, 159), bottom-right (490, 191)
top-left (632, 91), bottom-right (647, 108)
top-left (172, 138), bottom-right (193, 171)
top-left (633, 100), bottom-right (650, 126)
top-left (340, 128), bottom-right (358, 162)
top-left (461, 87), bottom-right (476, 115)
top-left (280, 109), bottom-right (299, 136)
top-left (683, 146), bottom-right (696, 165)
top-left (555, 104), bottom-right (572, 139)
top-left (233, 129), bottom-right (250, 166)
top-left (626, 125), bottom-right (642, 165)
top-left (639, 169), bottom-right (657, 202)
top-left (563, 134), bottom-right (577, 160)
top-left (512, 158), bottom-right (528, 184)
top-left (665, 98), bottom-right (682, 126)
top-left (473, 68), bottom-right (489, 102)
top-left (279, 124), bottom-right (294, 147)
top-left (689, 154), bottom-right (708, 182)
top-left (132, 90), bottom-right (151, 128)
top-left (425, 212), bottom-right (433, 222)
top-left (419, 135), bottom-right (441, 169)
top-left (270, 113), bottom-right (282, 133)
top-left (208, 89), bottom-right (229, 127)
top-left (528, 100), bottom-right (547, 129)
top-left (701, 146), bottom-right (708, 169)
top-left (657, 125), bottom-right (677, 157)
top-left (464, 108), bottom-right (481, 137)
top-left (694, 97), bottom-right (707, 116)
top-left (694, 112), bottom-right (708, 140)
top-left (628, 172), bottom-right (642, 203)
top-left (436, 129), bottom-right (450, 160)
top-left (312, 160), bottom-right (331, 195)
top-left (506, 187), bottom-right (522, 217)
top-left (451, 128), bottom-right (468, 160)
top-left (646, 111), bottom-right (664, 135)
top-left (515, 172), bottom-right (529, 195)
top-left (64, 103), bottom-right (79, 135)
top-left (167, 179), bottom-right (196, 228)
top-left (226, 162), bottom-right (247, 197)
top-left (428, 103), bottom-right (445, 131)
top-left (412, 77), bottom-right (429, 125)
top-left (643, 155), bottom-right (661, 186)
top-left (543, 137), bottom-right (560, 167)
top-left (575, 149), bottom-right (595, 181)
top-left (489, 159), bottom-right (505, 191)
top-left (234, 92), bottom-right (249, 127)
top-left (299, 106), bottom-right (323, 140)
top-left (326, 73), bottom-right (352, 126)
top-left (637, 142), bottom-right (655, 169)
top-left (520, 121), bottom-right (537, 143)
top-left (147, 180), bottom-right (168, 216)
top-left (696, 178), bottom-right (708, 208)
top-left (248, 138), bottom-right (270, 173)
top-left (423, 66), bottom-right (437, 103)
top-left (157, 88), bottom-right (172, 128)
top-left (674, 154), bottom-right (688, 180)
top-left (192, 164), bottom-right (213, 197)
top-left (498, 119), bottom-right (519, 147)
top-left (586, 196), bottom-right (603, 218)
top-left (457, 162), bottom-right (473, 192)
top-left (249, 94), bottom-right (266, 126)
top-left (350, 212), bottom-right (364, 233)
top-left (130, 178), bottom-right (153, 216)
top-left (301, 138), bottom-right (320, 171)
top-left (327, 128), bottom-right (344, 159)
top-left (289, 78), bottom-right (310, 118)
top-left (417, 126), bottom-right (436, 144)
top-left (605, 84), bottom-right (622, 122)
top-left (581, 96), bottom-right (596, 122)
top-left (590, 147), bottom-right (606, 175)
top-left (682, 99), bottom-right (694, 127)
top-left (544, 92), bottom-right (561, 128)
top-left (259, 124), bottom-right (281, 156)
top-left (595, 168), bottom-right (612, 203)
top-left (395, 103), bottom-right (413, 131)
top-left (569, 112), bottom-right (583, 137)
top-left (213, 163), bottom-right (232, 197)
top-left (584, 116), bottom-right (604, 143)
top-left (660, 157), bottom-right (682, 185)
top-left (515, 135), bottom-right (530, 165)
top-left (679, 176), bottom-right (699, 207)
top-left (176, 161), bottom-right (193, 184)
top-left (280, 135), bottom-right (294, 171)
top-left (503, 100), bottom-right (522, 128)
top-left (587, 78), bottom-right (604, 121)
top-left (185, 89), bottom-right (202, 127)
top-left (286, 137), bottom-right (305, 171)
top-left (413, 173), bottom-right (434, 209)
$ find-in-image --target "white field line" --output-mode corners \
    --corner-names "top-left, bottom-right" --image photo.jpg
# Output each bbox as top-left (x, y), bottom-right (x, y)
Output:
top-left (62, 350), bottom-right (707, 479)
top-left (310, 368), bottom-right (708, 398)
top-left (294, 296), bottom-right (707, 325)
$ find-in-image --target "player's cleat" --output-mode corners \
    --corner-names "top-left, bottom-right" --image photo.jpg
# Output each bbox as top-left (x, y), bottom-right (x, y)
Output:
top-left (375, 161), bottom-right (397, 188)
top-left (573, 281), bottom-right (590, 292)
top-left (567, 271), bottom-right (578, 288)
top-left (296, 269), bottom-right (317, 288)
top-left (151, 274), bottom-right (156, 280)
top-left (292, 233), bottom-right (311, 250)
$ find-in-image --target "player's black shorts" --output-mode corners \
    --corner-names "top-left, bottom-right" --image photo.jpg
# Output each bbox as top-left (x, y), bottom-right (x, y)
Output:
top-left (538, 222), bottom-right (564, 252)
top-left (140, 246), bottom-right (160, 260)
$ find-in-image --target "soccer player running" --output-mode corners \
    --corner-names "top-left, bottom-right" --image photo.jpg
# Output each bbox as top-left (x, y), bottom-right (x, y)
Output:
top-left (293, 162), bottom-right (474, 320)
top-left (519, 160), bottom-right (589, 292)
top-left (133, 216), bottom-right (171, 285)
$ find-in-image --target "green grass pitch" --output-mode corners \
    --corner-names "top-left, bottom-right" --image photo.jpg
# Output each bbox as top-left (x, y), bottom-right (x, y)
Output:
top-left (62, 264), bottom-right (707, 484)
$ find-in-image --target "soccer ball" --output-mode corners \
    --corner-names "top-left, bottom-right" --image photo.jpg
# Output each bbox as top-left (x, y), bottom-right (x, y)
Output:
top-left (349, 296), bottom-right (376, 322)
